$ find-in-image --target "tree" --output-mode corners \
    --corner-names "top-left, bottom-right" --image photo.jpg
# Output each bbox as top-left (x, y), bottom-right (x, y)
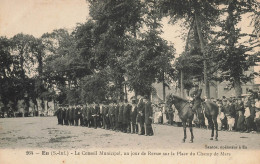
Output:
top-left (214, 0), bottom-right (260, 96)
top-left (159, 0), bottom-right (221, 98)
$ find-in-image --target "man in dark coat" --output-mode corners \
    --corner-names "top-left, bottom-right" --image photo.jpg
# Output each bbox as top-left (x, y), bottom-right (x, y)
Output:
top-left (114, 102), bottom-right (120, 131)
top-left (167, 108), bottom-right (174, 125)
top-left (61, 106), bottom-right (66, 125)
top-left (137, 98), bottom-right (145, 135)
top-left (82, 104), bottom-right (87, 126)
top-left (64, 106), bottom-right (69, 125)
top-left (69, 106), bottom-right (74, 126)
top-left (92, 102), bottom-right (99, 129)
top-left (144, 98), bottom-right (153, 136)
top-left (108, 102), bottom-right (115, 130)
top-left (100, 102), bottom-right (105, 129)
top-left (130, 99), bottom-right (138, 134)
top-left (56, 106), bottom-right (62, 125)
top-left (104, 103), bottom-right (110, 130)
top-left (79, 105), bottom-right (84, 126)
top-left (118, 102), bottom-right (124, 132)
top-left (123, 101), bottom-right (131, 133)
top-left (86, 104), bottom-right (93, 128)
top-left (235, 98), bottom-right (244, 130)
top-left (74, 105), bottom-right (80, 126)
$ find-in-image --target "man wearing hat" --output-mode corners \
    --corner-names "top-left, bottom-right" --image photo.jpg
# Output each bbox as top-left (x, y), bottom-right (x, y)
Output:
top-left (245, 100), bottom-right (256, 132)
top-left (235, 97), bottom-right (244, 131)
top-left (137, 97), bottom-right (145, 135)
top-left (108, 102), bottom-right (115, 130)
top-left (130, 99), bottom-right (138, 134)
top-left (123, 100), bottom-right (131, 133)
top-left (144, 97), bottom-right (154, 136)
top-left (254, 98), bottom-right (260, 132)
top-left (118, 101), bottom-right (125, 132)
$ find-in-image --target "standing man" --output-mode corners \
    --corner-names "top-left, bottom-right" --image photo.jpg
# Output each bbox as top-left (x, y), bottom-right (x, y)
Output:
top-left (118, 101), bottom-right (124, 132)
top-left (56, 105), bottom-right (62, 125)
top-left (137, 98), bottom-right (145, 135)
top-left (167, 107), bottom-right (174, 125)
top-left (104, 102), bottom-right (110, 130)
top-left (144, 97), bottom-right (154, 136)
top-left (114, 101), bottom-right (120, 131)
top-left (235, 97), bottom-right (244, 131)
top-left (64, 105), bottom-right (69, 125)
top-left (109, 102), bottom-right (115, 130)
top-left (74, 105), bottom-right (80, 126)
top-left (87, 104), bottom-right (93, 128)
top-left (130, 99), bottom-right (138, 134)
top-left (123, 100), bottom-right (131, 133)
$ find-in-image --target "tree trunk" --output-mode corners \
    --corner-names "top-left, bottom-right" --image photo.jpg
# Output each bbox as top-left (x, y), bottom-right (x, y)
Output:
top-left (125, 82), bottom-right (128, 102)
top-left (163, 72), bottom-right (166, 102)
top-left (194, 11), bottom-right (210, 99)
top-left (180, 69), bottom-right (184, 98)
top-left (234, 77), bottom-right (242, 97)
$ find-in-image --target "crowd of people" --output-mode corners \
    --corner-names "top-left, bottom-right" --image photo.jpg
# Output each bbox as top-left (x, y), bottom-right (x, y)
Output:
top-left (162, 95), bottom-right (260, 133)
top-left (210, 96), bottom-right (260, 133)
top-left (56, 94), bottom-right (260, 135)
top-left (55, 97), bottom-right (154, 136)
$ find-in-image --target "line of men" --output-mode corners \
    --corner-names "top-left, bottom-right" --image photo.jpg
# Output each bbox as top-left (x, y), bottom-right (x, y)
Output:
top-left (55, 97), bottom-right (154, 136)
top-left (212, 96), bottom-right (260, 133)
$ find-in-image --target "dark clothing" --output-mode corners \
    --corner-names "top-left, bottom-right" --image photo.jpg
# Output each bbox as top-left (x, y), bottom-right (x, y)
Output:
top-left (109, 105), bottom-right (115, 130)
top-left (64, 109), bottom-right (69, 125)
top-left (130, 105), bottom-right (137, 133)
top-left (92, 105), bottom-right (100, 128)
top-left (118, 104), bottom-right (124, 131)
top-left (144, 101), bottom-right (153, 136)
top-left (224, 104), bottom-right (236, 118)
top-left (123, 104), bottom-right (131, 133)
top-left (114, 105), bottom-right (119, 130)
top-left (137, 101), bottom-right (145, 135)
top-left (56, 108), bottom-right (62, 125)
top-left (168, 109), bottom-right (174, 125)
top-left (235, 103), bottom-right (244, 130)
top-left (74, 107), bottom-right (80, 126)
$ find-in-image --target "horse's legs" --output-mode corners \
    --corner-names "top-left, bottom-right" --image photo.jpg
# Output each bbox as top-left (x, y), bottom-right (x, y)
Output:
top-left (189, 120), bottom-right (194, 143)
top-left (182, 121), bottom-right (187, 143)
top-left (213, 117), bottom-right (218, 141)
top-left (209, 116), bottom-right (214, 140)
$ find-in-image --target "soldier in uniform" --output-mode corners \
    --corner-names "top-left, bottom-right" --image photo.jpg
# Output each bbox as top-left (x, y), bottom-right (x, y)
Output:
top-left (189, 84), bottom-right (202, 115)
top-left (130, 99), bottom-right (138, 134)
top-left (144, 97), bottom-right (153, 136)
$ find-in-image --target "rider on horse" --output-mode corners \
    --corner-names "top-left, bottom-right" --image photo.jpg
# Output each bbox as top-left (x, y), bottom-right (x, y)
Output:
top-left (188, 84), bottom-right (202, 114)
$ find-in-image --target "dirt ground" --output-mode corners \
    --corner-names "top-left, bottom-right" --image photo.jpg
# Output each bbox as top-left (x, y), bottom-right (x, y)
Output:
top-left (0, 117), bottom-right (260, 149)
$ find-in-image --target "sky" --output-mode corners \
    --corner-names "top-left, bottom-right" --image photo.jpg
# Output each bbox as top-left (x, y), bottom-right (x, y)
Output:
top-left (0, 0), bottom-right (185, 54)
top-left (0, 0), bottom-right (257, 56)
